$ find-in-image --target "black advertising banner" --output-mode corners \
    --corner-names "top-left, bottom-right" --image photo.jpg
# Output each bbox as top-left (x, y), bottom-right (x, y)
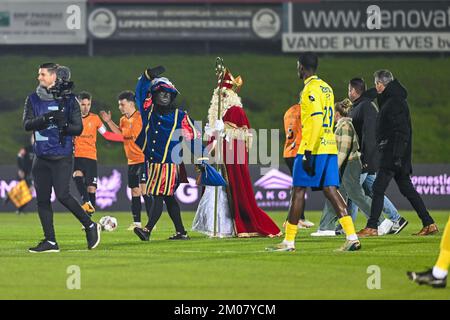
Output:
top-left (283, 1), bottom-right (450, 52)
top-left (88, 4), bottom-right (282, 41)
top-left (1, 164), bottom-right (449, 213)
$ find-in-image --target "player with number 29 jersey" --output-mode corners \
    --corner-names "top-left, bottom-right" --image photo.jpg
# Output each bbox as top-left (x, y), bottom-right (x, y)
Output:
top-left (265, 52), bottom-right (361, 254)
top-left (298, 75), bottom-right (337, 156)
top-left (293, 73), bottom-right (339, 190)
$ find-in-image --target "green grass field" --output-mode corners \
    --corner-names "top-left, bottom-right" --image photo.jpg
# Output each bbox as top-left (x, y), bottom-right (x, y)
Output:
top-left (0, 210), bottom-right (448, 300)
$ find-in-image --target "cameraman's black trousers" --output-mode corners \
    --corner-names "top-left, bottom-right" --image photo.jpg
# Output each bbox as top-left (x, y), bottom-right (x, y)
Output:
top-left (32, 156), bottom-right (93, 242)
top-left (367, 168), bottom-right (435, 229)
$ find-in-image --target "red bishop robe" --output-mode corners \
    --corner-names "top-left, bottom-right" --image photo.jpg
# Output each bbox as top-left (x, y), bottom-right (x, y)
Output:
top-left (221, 106), bottom-right (281, 237)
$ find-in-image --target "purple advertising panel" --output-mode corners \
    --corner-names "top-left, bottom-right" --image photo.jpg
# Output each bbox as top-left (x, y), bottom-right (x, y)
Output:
top-left (0, 164), bottom-right (449, 213)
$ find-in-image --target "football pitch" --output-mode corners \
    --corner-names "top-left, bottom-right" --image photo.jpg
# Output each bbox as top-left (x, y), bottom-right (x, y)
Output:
top-left (0, 211), bottom-right (448, 300)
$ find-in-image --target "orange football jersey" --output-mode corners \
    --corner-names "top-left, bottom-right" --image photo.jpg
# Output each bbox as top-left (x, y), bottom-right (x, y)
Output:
top-left (283, 104), bottom-right (302, 158)
top-left (74, 113), bottom-right (104, 160)
top-left (120, 111), bottom-right (145, 165)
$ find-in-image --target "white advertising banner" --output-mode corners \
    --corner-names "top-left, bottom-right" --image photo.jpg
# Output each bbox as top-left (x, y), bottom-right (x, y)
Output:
top-left (283, 1), bottom-right (450, 52)
top-left (0, 0), bottom-right (87, 44)
top-left (283, 32), bottom-right (450, 52)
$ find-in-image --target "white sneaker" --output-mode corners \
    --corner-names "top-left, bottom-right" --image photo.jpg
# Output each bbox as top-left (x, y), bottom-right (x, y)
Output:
top-left (311, 230), bottom-right (337, 237)
top-left (127, 222), bottom-right (142, 231)
top-left (298, 219), bottom-right (315, 229)
top-left (378, 219), bottom-right (394, 236)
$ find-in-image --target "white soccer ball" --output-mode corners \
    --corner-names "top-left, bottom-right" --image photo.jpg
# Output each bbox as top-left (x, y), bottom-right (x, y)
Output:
top-left (99, 216), bottom-right (118, 232)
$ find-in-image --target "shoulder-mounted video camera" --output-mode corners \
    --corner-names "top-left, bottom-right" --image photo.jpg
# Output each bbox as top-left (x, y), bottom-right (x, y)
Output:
top-left (47, 65), bottom-right (74, 146)
top-left (48, 66), bottom-right (74, 100)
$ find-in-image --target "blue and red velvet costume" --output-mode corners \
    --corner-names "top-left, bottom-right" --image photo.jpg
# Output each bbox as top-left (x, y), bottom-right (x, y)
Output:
top-left (135, 74), bottom-right (203, 196)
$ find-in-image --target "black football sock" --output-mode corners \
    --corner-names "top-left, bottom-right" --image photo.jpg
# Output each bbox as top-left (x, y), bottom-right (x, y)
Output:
top-left (131, 196), bottom-right (142, 223)
top-left (88, 192), bottom-right (96, 208)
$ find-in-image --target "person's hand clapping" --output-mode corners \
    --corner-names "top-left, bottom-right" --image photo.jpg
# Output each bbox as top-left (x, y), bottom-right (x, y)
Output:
top-left (99, 110), bottom-right (112, 123)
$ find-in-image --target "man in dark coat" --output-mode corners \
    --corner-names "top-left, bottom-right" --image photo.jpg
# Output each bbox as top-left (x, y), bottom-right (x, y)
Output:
top-left (348, 78), bottom-right (406, 235)
top-left (357, 70), bottom-right (437, 237)
top-left (349, 82), bottom-right (379, 174)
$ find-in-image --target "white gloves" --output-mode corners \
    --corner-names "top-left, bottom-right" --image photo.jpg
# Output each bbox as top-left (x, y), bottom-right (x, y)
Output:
top-left (204, 123), bottom-right (213, 137)
top-left (204, 120), bottom-right (225, 138)
top-left (214, 120), bottom-right (225, 132)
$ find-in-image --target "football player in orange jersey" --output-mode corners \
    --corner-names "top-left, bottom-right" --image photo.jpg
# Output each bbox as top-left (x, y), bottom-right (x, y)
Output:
top-left (100, 91), bottom-right (154, 230)
top-left (283, 103), bottom-right (314, 229)
top-left (73, 91), bottom-right (124, 216)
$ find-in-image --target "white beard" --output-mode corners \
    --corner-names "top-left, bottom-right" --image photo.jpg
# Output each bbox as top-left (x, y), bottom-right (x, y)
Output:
top-left (207, 88), bottom-right (243, 128)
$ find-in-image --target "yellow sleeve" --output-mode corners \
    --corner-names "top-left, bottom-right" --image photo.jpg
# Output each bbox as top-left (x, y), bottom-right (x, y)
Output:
top-left (304, 89), bottom-right (323, 152)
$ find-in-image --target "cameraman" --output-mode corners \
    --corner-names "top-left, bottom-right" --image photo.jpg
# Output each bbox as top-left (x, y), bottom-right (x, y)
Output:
top-left (23, 62), bottom-right (101, 253)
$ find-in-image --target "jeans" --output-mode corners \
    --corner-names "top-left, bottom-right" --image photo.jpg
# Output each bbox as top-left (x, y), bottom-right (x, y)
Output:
top-left (348, 173), bottom-right (401, 222)
top-left (318, 159), bottom-right (384, 231)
